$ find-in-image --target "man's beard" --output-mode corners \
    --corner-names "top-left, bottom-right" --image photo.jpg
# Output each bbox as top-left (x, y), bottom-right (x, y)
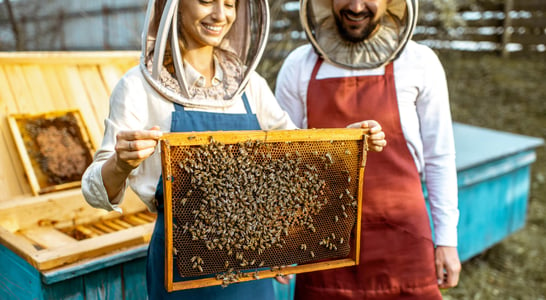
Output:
top-left (334, 10), bottom-right (379, 43)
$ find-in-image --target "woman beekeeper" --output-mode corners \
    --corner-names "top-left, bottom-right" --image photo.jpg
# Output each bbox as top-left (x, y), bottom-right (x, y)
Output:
top-left (82, 0), bottom-right (299, 298)
top-left (82, 0), bottom-right (386, 298)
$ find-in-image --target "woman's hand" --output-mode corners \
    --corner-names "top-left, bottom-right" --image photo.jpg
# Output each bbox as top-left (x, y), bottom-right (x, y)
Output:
top-left (101, 126), bottom-right (163, 201)
top-left (275, 274), bottom-right (294, 285)
top-left (347, 120), bottom-right (386, 152)
top-left (113, 126), bottom-right (164, 172)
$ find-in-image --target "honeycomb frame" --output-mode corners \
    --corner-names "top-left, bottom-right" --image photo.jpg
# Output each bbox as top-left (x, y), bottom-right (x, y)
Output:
top-left (160, 128), bottom-right (368, 291)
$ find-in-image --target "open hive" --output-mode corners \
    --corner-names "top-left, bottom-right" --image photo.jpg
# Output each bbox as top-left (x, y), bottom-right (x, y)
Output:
top-left (160, 128), bottom-right (368, 291)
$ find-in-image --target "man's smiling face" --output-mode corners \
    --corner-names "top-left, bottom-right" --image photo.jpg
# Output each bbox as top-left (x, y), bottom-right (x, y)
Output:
top-left (332, 0), bottom-right (388, 43)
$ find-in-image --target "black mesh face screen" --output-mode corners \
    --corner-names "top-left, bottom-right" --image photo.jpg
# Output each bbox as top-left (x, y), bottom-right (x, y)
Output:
top-left (162, 130), bottom-right (366, 288)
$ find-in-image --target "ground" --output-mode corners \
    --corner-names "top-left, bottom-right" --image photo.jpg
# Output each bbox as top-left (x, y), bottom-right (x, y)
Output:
top-left (438, 51), bottom-right (545, 300)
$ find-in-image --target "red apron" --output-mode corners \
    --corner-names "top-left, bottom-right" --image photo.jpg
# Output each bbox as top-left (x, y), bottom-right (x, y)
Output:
top-left (294, 59), bottom-right (442, 299)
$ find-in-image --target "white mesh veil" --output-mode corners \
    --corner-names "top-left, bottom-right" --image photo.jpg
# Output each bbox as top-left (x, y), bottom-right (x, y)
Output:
top-left (300, 0), bottom-right (418, 69)
top-left (140, 0), bottom-right (270, 108)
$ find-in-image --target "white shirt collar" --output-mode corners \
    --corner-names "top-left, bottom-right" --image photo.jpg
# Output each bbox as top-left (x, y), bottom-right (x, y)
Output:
top-left (183, 56), bottom-right (223, 88)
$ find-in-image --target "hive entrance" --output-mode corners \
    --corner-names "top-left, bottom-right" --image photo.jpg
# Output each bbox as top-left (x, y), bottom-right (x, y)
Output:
top-left (161, 129), bottom-right (367, 291)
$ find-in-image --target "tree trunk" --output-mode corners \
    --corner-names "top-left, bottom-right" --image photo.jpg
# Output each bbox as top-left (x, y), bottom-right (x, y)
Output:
top-left (4, 0), bottom-right (24, 50)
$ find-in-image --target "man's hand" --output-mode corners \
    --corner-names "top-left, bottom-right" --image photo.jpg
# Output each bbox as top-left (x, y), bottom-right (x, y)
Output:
top-left (347, 120), bottom-right (386, 152)
top-left (435, 246), bottom-right (461, 289)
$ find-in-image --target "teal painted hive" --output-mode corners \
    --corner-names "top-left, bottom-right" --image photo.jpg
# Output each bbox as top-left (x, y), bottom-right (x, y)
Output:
top-left (451, 122), bottom-right (543, 261)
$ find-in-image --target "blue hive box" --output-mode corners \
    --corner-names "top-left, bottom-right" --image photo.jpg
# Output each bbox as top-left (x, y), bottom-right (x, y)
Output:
top-left (451, 122), bottom-right (543, 261)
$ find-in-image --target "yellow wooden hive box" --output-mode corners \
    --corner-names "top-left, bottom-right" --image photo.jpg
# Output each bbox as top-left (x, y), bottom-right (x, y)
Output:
top-left (0, 51), bottom-right (156, 273)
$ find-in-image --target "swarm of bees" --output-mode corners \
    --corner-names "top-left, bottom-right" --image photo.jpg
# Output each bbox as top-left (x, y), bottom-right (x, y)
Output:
top-left (169, 137), bottom-right (359, 286)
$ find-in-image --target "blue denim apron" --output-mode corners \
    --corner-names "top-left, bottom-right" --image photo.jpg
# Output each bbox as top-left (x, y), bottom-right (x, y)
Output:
top-left (148, 94), bottom-right (276, 299)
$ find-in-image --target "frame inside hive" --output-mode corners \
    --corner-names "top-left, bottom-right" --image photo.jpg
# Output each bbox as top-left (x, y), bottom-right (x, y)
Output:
top-left (7, 109), bottom-right (95, 195)
top-left (160, 129), bottom-right (368, 291)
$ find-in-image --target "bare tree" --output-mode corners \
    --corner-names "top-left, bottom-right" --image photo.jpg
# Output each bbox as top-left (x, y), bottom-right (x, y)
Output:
top-left (3, 0), bottom-right (24, 50)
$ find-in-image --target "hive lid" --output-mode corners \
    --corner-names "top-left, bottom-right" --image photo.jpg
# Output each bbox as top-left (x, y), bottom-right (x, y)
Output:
top-left (453, 122), bottom-right (544, 171)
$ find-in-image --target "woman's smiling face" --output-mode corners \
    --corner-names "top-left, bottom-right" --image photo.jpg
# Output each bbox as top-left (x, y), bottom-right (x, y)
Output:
top-left (180, 0), bottom-right (237, 49)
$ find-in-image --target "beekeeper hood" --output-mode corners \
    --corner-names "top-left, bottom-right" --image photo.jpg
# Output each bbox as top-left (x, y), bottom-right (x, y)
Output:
top-left (301, 0), bottom-right (417, 69)
top-left (140, 0), bottom-right (270, 107)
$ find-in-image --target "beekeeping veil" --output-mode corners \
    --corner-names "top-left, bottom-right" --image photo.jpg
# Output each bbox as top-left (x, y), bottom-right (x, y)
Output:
top-left (300, 0), bottom-right (417, 69)
top-left (140, 0), bottom-right (270, 107)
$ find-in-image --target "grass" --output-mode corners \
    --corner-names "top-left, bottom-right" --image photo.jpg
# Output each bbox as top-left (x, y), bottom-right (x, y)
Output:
top-left (439, 51), bottom-right (546, 300)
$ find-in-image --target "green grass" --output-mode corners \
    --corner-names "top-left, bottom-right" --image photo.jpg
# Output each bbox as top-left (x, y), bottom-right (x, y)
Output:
top-left (439, 51), bottom-right (546, 300)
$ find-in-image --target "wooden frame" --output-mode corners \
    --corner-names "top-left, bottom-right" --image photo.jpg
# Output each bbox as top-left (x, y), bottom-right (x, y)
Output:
top-left (160, 128), bottom-right (368, 291)
top-left (7, 109), bottom-right (95, 195)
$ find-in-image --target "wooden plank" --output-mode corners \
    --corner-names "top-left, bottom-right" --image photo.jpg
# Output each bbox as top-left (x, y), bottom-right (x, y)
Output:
top-left (32, 223), bottom-right (154, 271)
top-left (513, 0), bottom-right (546, 11)
top-left (511, 17), bottom-right (546, 28)
top-left (20, 65), bottom-right (56, 112)
top-left (58, 66), bottom-right (104, 147)
top-left (0, 189), bottom-right (148, 232)
top-left (3, 65), bottom-right (38, 113)
top-left (78, 65), bottom-right (111, 130)
top-left (99, 64), bottom-right (132, 95)
top-left (43, 276), bottom-right (85, 300)
top-left (0, 67), bottom-right (29, 200)
top-left (20, 227), bottom-right (78, 249)
top-left (6, 116), bottom-right (41, 196)
top-left (161, 128), bottom-right (367, 146)
top-left (509, 34), bottom-right (546, 45)
top-left (41, 245), bottom-right (148, 285)
top-left (84, 265), bottom-right (123, 300)
top-left (0, 243), bottom-right (44, 300)
top-left (170, 258), bottom-right (356, 291)
top-left (0, 51), bottom-right (140, 65)
top-left (122, 258), bottom-right (148, 300)
top-left (0, 226), bottom-right (40, 266)
top-left (503, 0), bottom-right (515, 58)
top-left (41, 65), bottom-right (73, 110)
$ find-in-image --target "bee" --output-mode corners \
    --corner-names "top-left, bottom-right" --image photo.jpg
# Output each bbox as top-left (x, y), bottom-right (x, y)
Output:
top-left (310, 251), bottom-right (315, 258)
top-left (300, 244), bottom-right (307, 250)
top-left (334, 215), bottom-right (339, 222)
top-left (340, 237), bottom-right (344, 244)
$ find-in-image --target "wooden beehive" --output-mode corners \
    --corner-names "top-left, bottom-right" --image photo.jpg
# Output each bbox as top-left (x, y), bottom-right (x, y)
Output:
top-left (0, 52), bottom-right (155, 300)
top-left (160, 129), bottom-right (368, 291)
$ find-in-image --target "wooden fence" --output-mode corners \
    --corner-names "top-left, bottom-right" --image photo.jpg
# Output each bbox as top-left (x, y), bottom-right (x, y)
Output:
top-left (1, 0), bottom-right (544, 58)
top-left (414, 0), bottom-right (546, 57)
